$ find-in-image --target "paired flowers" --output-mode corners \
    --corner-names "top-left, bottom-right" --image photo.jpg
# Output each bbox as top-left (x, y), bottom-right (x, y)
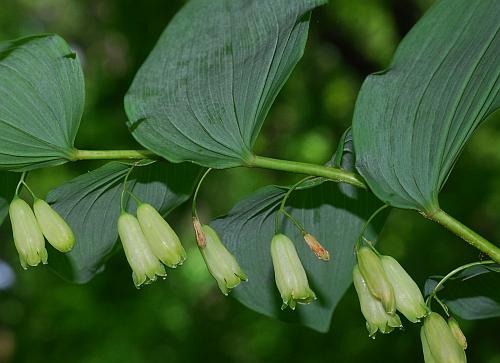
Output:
top-left (117, 203), bottom-right (186, 288)
top-left (353, 246), bottom-right (429, 337)
top-left (9, 197), bottom-right (75, 269)
top-left (353, 245), bottom-right (468, 362)
top-left (421, 313), bottom-right (467, 363)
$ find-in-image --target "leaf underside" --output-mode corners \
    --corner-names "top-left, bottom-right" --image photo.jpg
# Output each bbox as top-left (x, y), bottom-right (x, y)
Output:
top-left (46, 161), bottom-right (199, 283)
top-left (211, 136), bottom-right (386, 332)
top-left (125, 0), bottom-right (326, 168)
top-left (0, 34), bottom-right (84, 171)
top-left (0, 171), bottom-right (18, 226)
top-left (425, 264), bottom-right (500, 320)
top-left (352, 0), bottom-right (500, 212)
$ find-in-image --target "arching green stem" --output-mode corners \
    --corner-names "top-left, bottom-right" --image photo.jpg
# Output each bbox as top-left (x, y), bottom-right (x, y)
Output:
top-left (192, 168), bottom-right (212, 220)
top-left (249, 155), bottom-right (366, 189)
top-left (274, 176), bottom-right (313, 234)
top-left (120, 164), bottom-right (138, 213)
top-left (355, 204), bottom-right (389, 252)
top-left (426, 209), bottom-right (500, 264)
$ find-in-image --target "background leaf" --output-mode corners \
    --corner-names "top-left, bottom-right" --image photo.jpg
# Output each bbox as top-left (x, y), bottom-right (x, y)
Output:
top-left (0, 34), bottom-right (85, 171)
top-left (211, 138), bottom-right (385, 332)
top-left (0, 171), bottom-right (18, 225)
top-left (46, 161), bottom-right (199, 283)
top-left (424, 264), bottom-right (500, 320)
top-left (125, 0), bottom-right (326, 168)
top-left (352, 0), bottom-right (500, 212)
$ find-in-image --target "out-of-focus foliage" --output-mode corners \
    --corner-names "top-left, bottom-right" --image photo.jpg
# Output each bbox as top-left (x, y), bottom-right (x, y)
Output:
top-left (0, 1), bottom-right (499, 362)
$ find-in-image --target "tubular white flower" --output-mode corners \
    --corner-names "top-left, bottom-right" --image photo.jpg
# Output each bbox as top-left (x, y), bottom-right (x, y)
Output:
top-left (118, 213), bottom-right (166, 288)
top-left (137, 203), bottom-right (186, 268)
top-left (33, 199), bottom-right (75, 253)
top-left (380, 255), bottom-right (429, 322)
top-left (421, 313), bottom-right (467, 363)
top-left (357, 246), bottom-right (396, 314)
top-left (199, 225), bottom-right (247, 295)
top-left (353, 265), bottom-right (402, 338)
top-left (270, 234), bottom-right (316, 310)
top-left (9, 197), bottom-right (48, 269)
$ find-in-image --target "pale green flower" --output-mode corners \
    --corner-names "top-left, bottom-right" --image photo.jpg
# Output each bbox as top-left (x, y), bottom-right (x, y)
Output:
top-left (353, 265), bottom-right (402, 338)
top-left (33, 198), bottom-right (75, 253)
top-left (357, 246), bottom-right (396, 314)
top-left (380, 255), bottom-right (429, 322)
top-left (118, 212), bottom-right (166, 288)
top-left (199, 225), bottom-right (247, 295)
top-left (271, 234), bottom-right (316, 310)
top-left (137, 203), bottom-right (186, 268)
top-left (9, 197), bottom-right (48, 269)
top-left (421, 313), bottom-right (467, 363)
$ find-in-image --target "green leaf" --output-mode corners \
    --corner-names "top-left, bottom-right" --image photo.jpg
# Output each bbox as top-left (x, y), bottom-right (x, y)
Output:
top-left (425, 264), bottom-right (500, 320)
top-left (352, 0), bottom-right (500, 212)
top-left (46, 161), bottom-right (199, 283)
top-left (210, 140), bottom-right (385, 332)
top-left (125, 0), bottom-right (326, 168)
top-left (0, 171), bottom-right (18, 225)
top-left (0, 34), bottom-right (84, 171)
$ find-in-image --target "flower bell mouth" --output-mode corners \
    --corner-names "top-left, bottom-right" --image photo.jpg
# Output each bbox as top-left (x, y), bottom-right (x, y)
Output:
top-left (270, 234), bottom-right (316, 310)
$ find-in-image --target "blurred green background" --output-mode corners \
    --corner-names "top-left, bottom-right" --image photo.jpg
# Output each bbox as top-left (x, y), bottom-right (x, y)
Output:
top-left (0, 0), bottom-right (499, 362)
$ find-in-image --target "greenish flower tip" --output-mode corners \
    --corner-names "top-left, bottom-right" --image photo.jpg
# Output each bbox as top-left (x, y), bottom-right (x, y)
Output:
top-left (118, 212), bottom-right (167, 288)
top-left (421, 313), bottom-right (467, 363)
top-left (271, 234), bottom-right (316, 310)
top-left (199, 225), bottom-right (247, 295)
top-left (9, 197), bottom-right (48, 270)
top-left (353, 265), bottom-right (402, 338)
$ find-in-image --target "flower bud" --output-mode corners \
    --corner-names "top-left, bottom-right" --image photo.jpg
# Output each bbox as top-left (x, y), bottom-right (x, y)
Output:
top-left (199, 225), bottom-right (247, 295)
top-left (118, 213), bottom-right (166, 288)
top-left (33, 199), bottom-right (75, 253)
top-left (357, 246), bottom-right (396, 314)
top-left (353, 265), bottom-right (402, 338)
top-left (421, 312), bottom-right (467, 363)
top-left (137, 203), bottom-right (186, 268)
top-left (303, 233), bottom-right (330, 261)
top-left (192, 216), bottom-right (206, 248)
top-left (271, 234), bottom-right (316, 310)
top-left (9, 198), bottom-right (48, 269)
top-left (448, 317), bottom-right (467, 350)
top-left (380, 255), bottom-right (429, 322)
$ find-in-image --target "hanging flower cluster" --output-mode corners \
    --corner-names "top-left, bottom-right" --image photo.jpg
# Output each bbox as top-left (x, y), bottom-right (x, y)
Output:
top-left (352, 244), bottom-right (468, 362)
top-left (9, 177), bottom-right (75, 269)
top-left (7, 169), bottom-right (471, 362)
